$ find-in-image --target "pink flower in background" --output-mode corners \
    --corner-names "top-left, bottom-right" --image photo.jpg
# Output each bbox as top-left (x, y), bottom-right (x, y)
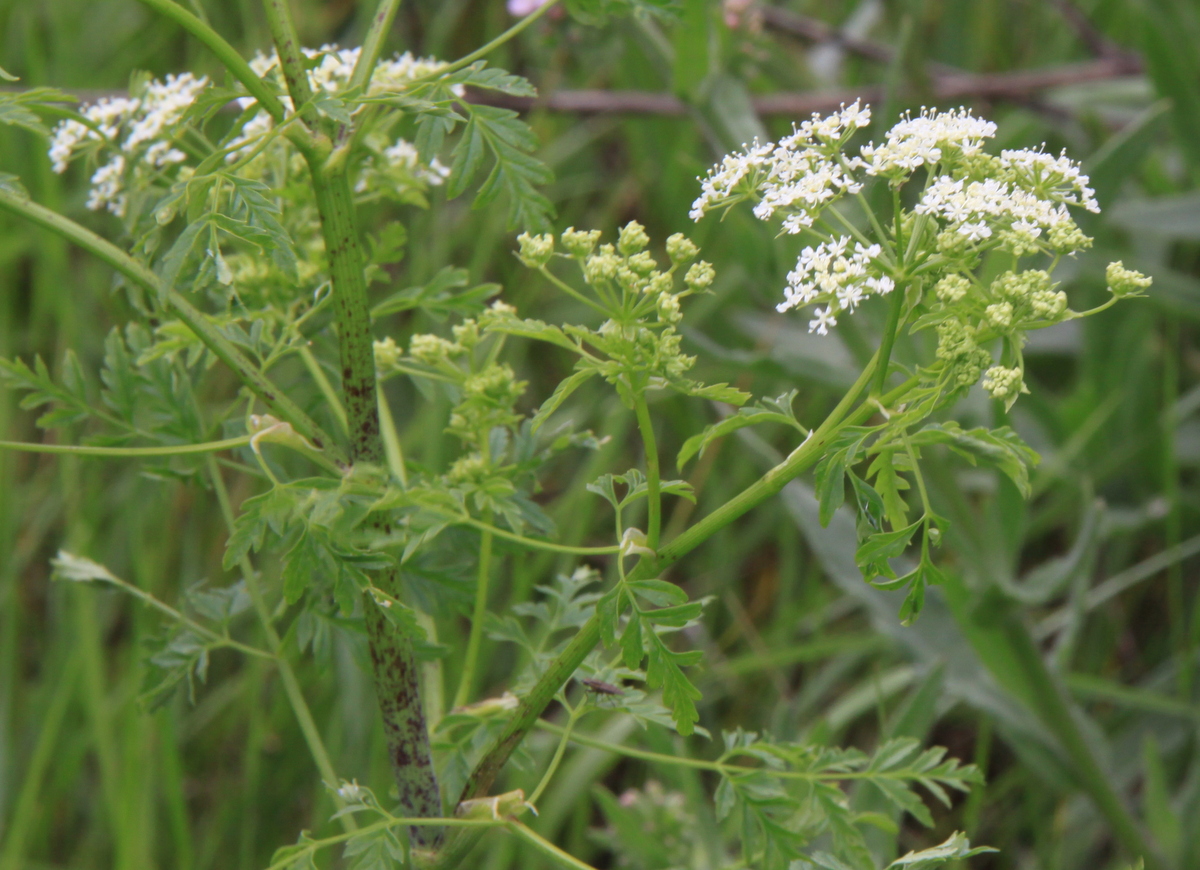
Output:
top-left (508, 0), bottom-right (550, 15)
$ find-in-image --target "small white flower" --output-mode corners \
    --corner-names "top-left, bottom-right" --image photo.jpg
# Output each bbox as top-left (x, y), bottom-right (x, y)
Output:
top-left (959, 220), bottom-right (992, 242)
top-left (86, 156), bottom-right (127, 217)
top-left (808, 306), bottom-right (838, 335)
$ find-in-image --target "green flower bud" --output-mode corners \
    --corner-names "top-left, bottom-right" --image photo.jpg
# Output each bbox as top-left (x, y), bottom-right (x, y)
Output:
top-left (373, 336), bottom-right (402, 370)
top-left (935, 274), bottom-right (971, 303)
top-left (448, 453), bottom-right (487, 483)
top-left (584, 245), bottom-right (620, 284)
top-left (665, 232), bottom-right (699, 264)
top-left (617, 220), bottom-right (650, 256)
top-left (684, 260), bottom-right (715, 291)
top-left (657, 292), bottom-right (682, 325)
top-left (409, 333), bottom-right (460, 364)
top-left (985, 301), bottom-right (1014, 328)
top-left (991, 269), bottom-right (1050, 301)
top-left (1029, 289), bottom-right (1068, 320)
top-left (516, 231), bottom-right (555, 268)
top-left (935, 319), bottom-right (974, 360)
top-left (1106, 261), bottom-right (1152, 298)
top-left (646, 271), bottom-right (673, 296)
top-left (452, 318), bottom-right (480, 350)
top-left (952, 347), bottom-right (992, 387)
top-left (561, 227), bottom-right (601, 258)
top-left (936, 229), bottom-right (970, 256)
top-left (982, 365), bottom-right (1024, 401)
top-left (1047, 222), bottom-right (1092, 253)
top-left (997, 227), bottom-right (1041, 257)
top-left (625, 250), bottom-right (658, 276)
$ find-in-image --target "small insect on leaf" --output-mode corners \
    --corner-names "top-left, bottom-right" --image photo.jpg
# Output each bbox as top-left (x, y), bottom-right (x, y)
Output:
top-left (580, 677), bottom-right (625, 696)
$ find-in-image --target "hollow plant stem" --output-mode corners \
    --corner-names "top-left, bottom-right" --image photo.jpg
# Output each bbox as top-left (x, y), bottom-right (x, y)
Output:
top-left (259, 0), bottom-right (442, 840)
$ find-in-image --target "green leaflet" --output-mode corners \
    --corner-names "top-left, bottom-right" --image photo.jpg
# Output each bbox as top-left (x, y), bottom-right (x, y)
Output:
top-left (677, 390), bottom-right (804, 468)
top-left (446, 104), bottom-right (554, 231)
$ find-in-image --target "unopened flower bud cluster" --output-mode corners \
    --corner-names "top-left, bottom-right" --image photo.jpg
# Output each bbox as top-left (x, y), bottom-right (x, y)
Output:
top-left (512, 223), bottom-right (711, 392)
top-left (375, 307), bottom-right (527, 448)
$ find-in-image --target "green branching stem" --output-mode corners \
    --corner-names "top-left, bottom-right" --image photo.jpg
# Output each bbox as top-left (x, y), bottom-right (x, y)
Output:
top-left (431, 353), bottom-right (915, 869)
top-left (528, 702), bottom-right (585, 806)
top-left (134, 0), bottom-right (288, 123)
top-left (633, 392), bottom-right (662, 549)
top-left (0, 435), bottom-right (252, 457)
top-left (446, 515), bottom-right (622, 555)
top-left (538, 265), bottom-right (611, 316)
top-left (455, 509), bottom-right (495, 709)
top-left (429, 0), bottom-right (564, 79)
top-left (206, 457), bottom-right (357, 833)
top-left (0, 189), bottom-right (345, 465)
top-left (261, 0), bottom-right (325, 132)
top-left (299, 345), bottom-right (349, 435)
top-left (57, 554), bottom-right (273, 662)
top-left (535, 720), bottom-right (976, 783)
top-left (504, 821), bottom-right (602, 870)
top-left (263, 818), bottom-right (497, 870)
top-left (348, 0), bottom-right (403, 94)
top-left (260, 0), bottom-right (442, 838)
top-left (872, 282), bottom-right (906, 396)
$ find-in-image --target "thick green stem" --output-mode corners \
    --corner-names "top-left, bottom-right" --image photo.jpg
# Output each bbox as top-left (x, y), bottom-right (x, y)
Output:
top-left (633, 393), bottom-right (661, 549)
top-left (309, 171), bottom-right (383, 462)
top-left (455, 511), bottom-right (495, 708)
top-left (363, 584), bottom-right (444, 840)
top-left (260, 0), bottom-right (442, 837)
top-left (0, 189), bottom-right (344, 464)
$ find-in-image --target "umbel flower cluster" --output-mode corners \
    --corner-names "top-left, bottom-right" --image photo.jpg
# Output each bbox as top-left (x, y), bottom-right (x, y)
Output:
top-left (692, 101), bottom-right (1148, 405)
top-left (46, 46), bottom-right (450, 222)
top-left (48, 73), bottom-right (209, 216)
top-left (228, 45), bottom-right (452, 185)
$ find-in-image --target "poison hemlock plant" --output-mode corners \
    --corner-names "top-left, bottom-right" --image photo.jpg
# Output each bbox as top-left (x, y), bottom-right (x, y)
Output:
top-left (0, 1), bottom-right (1148, 868)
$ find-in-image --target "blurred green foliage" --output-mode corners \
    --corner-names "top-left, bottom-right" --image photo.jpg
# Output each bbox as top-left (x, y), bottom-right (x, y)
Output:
top-left (1, 1), bottom-right (1197, 868)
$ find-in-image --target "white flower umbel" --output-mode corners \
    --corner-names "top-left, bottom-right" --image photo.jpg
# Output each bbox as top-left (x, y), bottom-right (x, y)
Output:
top-left (860, 106), bottom-right (996, 179)
top-left (693, 102), bottom-right (1102, 339)
top-left (229, 44), bottom-right (451, 200)
top-left (778, 236), bottom-right (894, 334)
top-left (48, 72), bottom-right (208, 216)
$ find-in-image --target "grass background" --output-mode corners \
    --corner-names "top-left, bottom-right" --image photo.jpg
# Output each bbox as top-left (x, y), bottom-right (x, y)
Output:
top-left (1, 0), bottom-right (1198, 868)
